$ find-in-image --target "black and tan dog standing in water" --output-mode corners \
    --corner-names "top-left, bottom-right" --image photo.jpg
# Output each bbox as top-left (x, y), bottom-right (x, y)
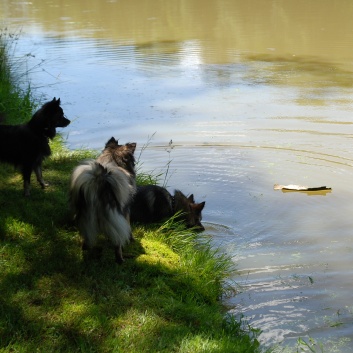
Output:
top-left (131, 185), bottom-right (206, 231)
top-left (70, 137), bottom-right (137, 264)
top-left (0, 98), bottom-right (70, 196)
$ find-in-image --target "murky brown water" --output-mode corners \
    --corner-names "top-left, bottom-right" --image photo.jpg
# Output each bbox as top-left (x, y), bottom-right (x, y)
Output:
top-left (2, 0), bottom-right (353, 351)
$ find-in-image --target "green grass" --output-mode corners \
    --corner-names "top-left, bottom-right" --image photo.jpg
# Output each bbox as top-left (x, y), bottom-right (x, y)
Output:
top-left (0, 29), bottom-right (263, 353)
top-left (0, 29), bottom-right (36, 123)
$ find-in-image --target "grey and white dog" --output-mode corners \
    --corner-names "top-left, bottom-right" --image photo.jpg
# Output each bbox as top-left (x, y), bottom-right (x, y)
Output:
top-left (69, 137), bottom-right (136, 264)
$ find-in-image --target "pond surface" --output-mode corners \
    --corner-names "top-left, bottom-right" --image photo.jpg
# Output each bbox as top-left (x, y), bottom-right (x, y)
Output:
top-left (1, 1), bottom-right (353, 351)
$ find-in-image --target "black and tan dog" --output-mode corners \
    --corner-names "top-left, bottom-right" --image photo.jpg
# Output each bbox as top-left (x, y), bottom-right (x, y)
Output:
top-left (70, 137), bottom-right (137, 264)
top-left (0, 97), bottom-right (70, 196)
top-left (131, 185), bottom-right (206, 231)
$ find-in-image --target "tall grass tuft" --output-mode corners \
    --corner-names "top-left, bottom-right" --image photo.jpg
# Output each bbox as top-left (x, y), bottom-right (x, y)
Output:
top-left (146, 215), bottom-right (236, 303)
top-left (0, 28), bottom-right (36, 123)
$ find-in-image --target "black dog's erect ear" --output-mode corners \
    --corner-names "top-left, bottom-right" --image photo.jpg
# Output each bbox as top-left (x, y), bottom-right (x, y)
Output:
top-left (52, 97), bottom-right (61, 105)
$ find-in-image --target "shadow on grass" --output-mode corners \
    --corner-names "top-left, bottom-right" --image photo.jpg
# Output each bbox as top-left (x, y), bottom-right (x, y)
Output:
top-left (0, 153), bottom-right (259, 352)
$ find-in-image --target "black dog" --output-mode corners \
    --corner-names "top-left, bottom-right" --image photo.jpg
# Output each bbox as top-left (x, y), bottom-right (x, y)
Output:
top-left (0, 97), bottom-right (70, 196)
top-left (131, 185), bottom-right (206, 231)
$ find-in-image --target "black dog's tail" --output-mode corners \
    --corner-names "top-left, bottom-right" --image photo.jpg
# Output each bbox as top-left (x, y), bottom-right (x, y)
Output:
top-left (69, 160), bottom-right (132, 249)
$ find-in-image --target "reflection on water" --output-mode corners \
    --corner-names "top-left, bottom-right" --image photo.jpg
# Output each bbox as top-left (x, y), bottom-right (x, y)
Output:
top-left (2, 0), bottom-right (353, 351)
top-left (278, 189), bottom-right (332, 196)
top-left (3, 0), bottom-right (353, 66)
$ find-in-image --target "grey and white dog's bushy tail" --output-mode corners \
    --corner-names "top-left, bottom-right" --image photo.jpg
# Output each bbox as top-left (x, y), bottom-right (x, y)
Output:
top-left (70, 159), bottom-right (134, 262)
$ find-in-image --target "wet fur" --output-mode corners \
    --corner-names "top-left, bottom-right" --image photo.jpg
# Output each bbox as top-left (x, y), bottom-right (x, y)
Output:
top-left (70, 137), bottom-right (137, 264)
top-left (131, 185), bottom-right (205, 231)
top-left (0, 98), bottom-right (70, 196)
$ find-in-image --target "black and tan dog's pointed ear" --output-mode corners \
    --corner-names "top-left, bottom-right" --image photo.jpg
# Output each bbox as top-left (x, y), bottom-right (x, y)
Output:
top-left (188, 194), bottom-right (195, 203)
top-left (105, 137), bottom-right (118, 147)
top-left (57, 98), bottom-right (61, 104)
top-left (191, 201), bottom-right (205, 212)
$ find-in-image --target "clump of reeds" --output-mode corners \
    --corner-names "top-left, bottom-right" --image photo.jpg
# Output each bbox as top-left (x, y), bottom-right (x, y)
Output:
top-left (0, 28), bottom-right (35, 124)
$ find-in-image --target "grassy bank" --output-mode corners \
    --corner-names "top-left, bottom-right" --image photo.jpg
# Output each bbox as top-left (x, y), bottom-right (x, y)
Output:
top-left (0, 31), bottom-right (262, 352)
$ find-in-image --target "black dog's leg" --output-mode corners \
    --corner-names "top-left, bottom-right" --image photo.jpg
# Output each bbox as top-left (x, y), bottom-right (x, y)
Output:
top-left (23, 180), bottom-right (30, 197)
top-left (34, 164), bottom-right (49, 189)
top-left (22, 166), bottom-right (32, 197)
top-left (114, 245), bottom-right (124, 264)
